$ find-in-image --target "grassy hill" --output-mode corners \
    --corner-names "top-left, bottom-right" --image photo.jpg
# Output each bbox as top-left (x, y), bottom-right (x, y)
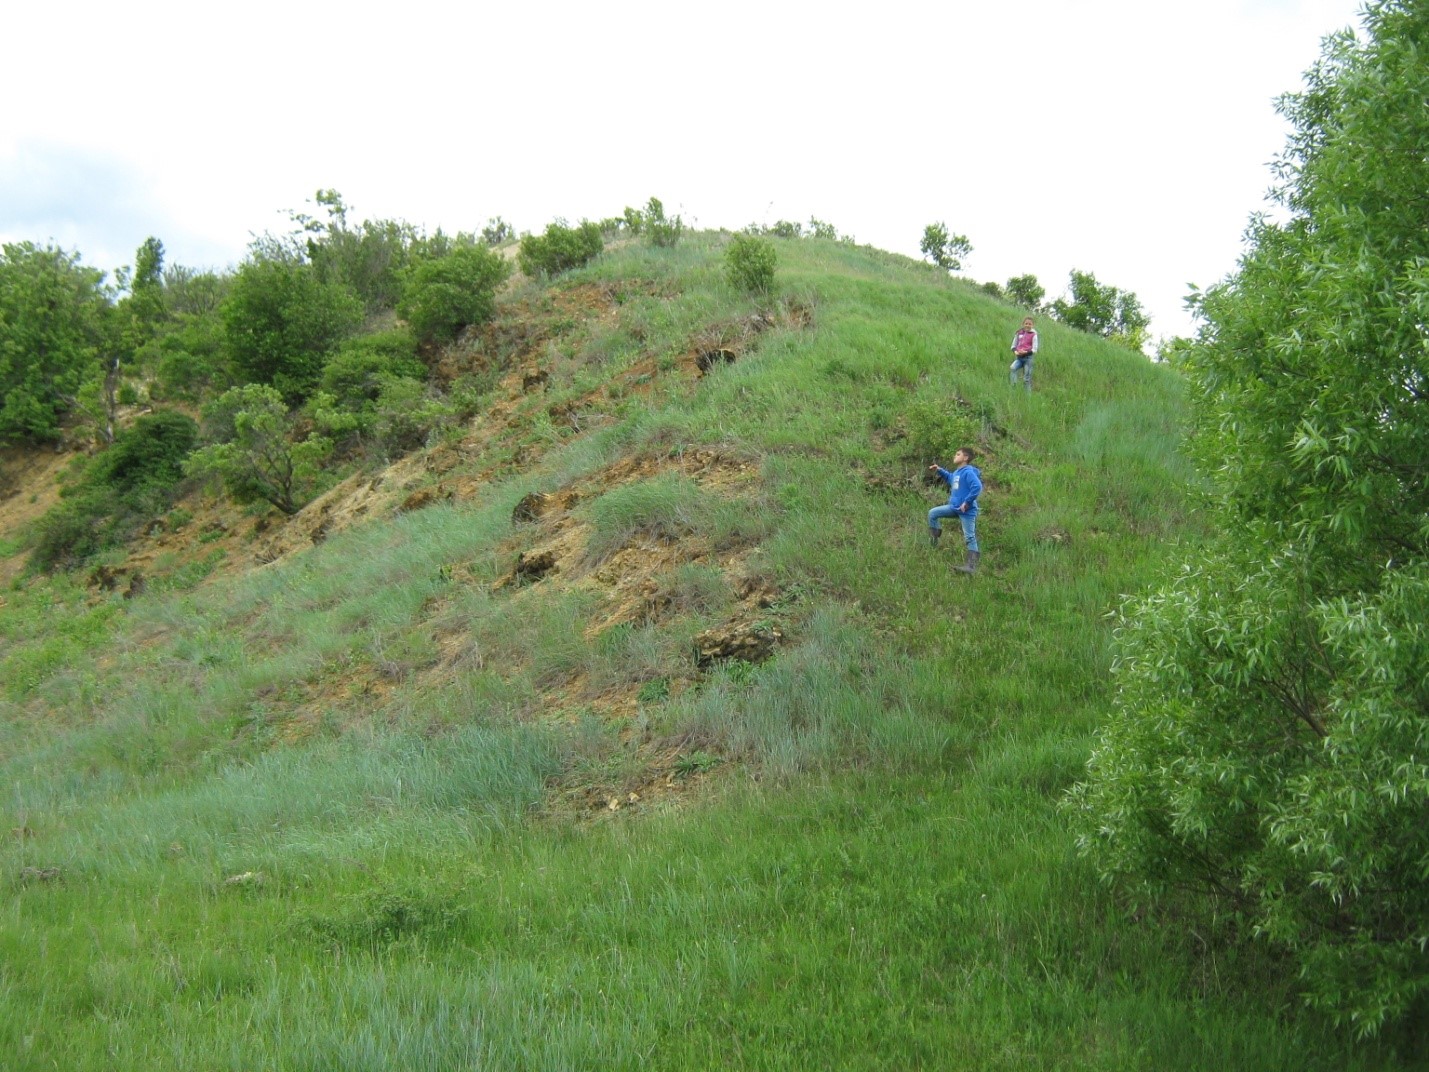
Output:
top-left (0, 233), bottom-right (1414, 1069)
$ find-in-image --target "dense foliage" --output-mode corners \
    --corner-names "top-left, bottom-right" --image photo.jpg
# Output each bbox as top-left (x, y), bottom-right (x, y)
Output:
top-left (397, 243), bottom-right (511, 344)
top-left (0, 242), bottom-right (111, 442)
top-left (518, 220), bottom-right (604, 278)
top-left (284, 189), bottom-right (471, 315)
top-left (222, 256), bottom-right (364, 402)
top-left (1070, 1), bottom-right (1429, 1033)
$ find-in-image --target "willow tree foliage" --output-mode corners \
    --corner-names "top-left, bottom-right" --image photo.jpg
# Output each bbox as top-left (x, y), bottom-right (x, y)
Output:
top-left (1069, 2), bottom-right (1429, 1033)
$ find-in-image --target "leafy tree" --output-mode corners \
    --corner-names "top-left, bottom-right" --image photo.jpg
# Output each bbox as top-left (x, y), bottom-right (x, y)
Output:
top-left (222, 256), bottom-right (363, 402)
top-left (397, 243), bottom-right (511, 344)
top-left (919, 222), bottom-right (972, 272)
top-left (1069, 2), bottom-right (1429, 1033)
top-left (725, 234), bottom-right (776, 295)
top-left (1004, 273), bottom-right (1045, 310)
top-left (69, 237), bottom-right (172, 446)
top-left (185, 384), bottom-right (332, 514)
top-left (518, 220), bottom-right (604, 278)
top-left (807, 217), bottom-right (838, 240)
top-left (0, 242), bottom-right (112, 443)
top-left (1049, 269), bottom-right (1149, 351)
top-left (121, 237), bottom-right (166, 349)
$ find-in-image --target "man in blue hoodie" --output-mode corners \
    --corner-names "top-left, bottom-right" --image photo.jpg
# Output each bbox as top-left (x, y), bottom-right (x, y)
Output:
top-left (928, 447), bottom-right (983, 574)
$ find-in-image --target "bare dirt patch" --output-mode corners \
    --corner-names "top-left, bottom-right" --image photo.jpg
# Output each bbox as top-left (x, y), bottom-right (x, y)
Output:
top-left (0, 446), bottom-right (76, 583)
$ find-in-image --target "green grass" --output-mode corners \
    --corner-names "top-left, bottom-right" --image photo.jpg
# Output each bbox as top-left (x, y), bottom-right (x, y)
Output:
top-left (0, 233), bottom-right (1419, 1069)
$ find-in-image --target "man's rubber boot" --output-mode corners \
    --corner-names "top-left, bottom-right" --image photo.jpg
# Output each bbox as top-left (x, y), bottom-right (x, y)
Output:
top-left (955, 551), bottom-right (980, 574)
top-left (930, 527), bottom-right (941, 549)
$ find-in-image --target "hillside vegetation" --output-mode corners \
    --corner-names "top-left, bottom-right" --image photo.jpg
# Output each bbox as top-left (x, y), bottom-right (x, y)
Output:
top-left (0, 234), bottom-right (1415, 1069)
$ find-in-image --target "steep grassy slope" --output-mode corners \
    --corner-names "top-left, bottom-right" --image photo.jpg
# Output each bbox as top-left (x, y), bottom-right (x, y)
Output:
top-left (0, 235), bottom-right (1415, 1069)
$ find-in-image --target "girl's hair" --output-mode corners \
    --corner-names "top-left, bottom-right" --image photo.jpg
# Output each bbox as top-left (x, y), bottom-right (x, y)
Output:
top-left (957, 446), bottom-right (978, 462)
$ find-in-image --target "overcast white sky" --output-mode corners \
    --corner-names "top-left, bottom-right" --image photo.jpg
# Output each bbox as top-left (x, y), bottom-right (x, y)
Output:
top-left (2, 0), bottom-right (1366, 343)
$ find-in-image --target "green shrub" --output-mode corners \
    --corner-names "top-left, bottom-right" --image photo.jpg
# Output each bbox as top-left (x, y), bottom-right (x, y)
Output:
top-left (643, 197), bottom-right (684, 248)
top-left (30, 490), bottom-right (115, 572)
top-left (161, 264), bottom-right (229, 317)
top-left (1070, 4), bottom-right (1429, 1032)
top-left (144, 312), bottom-right (230, 402)
top-left (87, 411), bottom-right (198, 498)
top-left (0, 242), bottom-right (109, 444)
top-left (904, 396), bottom-right (979, 463)
top-left (398, 244), bottom-right (511, 344)
top-left (370, 376), bottom-right (456, 454)
top-left (318, 329), bottom-right (425, 410)
top-left (29, 411), bottom-right (199, 571)
top-left (280, 190), bottom-right (472, 315)
top-left (518, 221), bottom-right (604, 278)
top-left (725, 234), bottom-right (777, 295)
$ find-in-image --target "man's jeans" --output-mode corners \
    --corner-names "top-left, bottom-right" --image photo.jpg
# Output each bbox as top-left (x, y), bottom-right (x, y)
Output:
top-left (929, 505), bottom-right (978, 552)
